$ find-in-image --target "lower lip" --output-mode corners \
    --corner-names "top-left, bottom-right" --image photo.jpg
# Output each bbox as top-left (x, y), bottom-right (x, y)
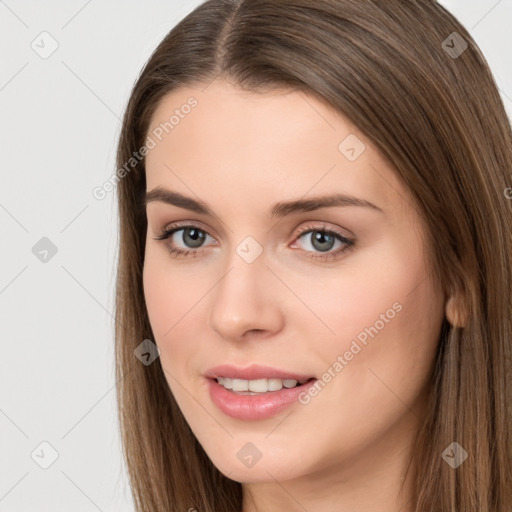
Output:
top-left (207, 378), bottom-right (317, 421)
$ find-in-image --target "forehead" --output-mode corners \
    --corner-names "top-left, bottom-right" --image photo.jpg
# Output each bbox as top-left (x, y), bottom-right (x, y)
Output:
top-left (144, 79), bottom-right (409, 217)
top-left (147, 79), bottom-right (355, 152)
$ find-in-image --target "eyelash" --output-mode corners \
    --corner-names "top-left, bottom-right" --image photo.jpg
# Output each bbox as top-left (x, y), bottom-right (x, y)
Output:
top-left (152, 222), bottom-right (355, 262)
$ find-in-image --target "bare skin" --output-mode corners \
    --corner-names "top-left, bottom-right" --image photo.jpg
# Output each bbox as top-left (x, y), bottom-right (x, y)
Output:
top-left (142, 78), bottom-right (450, 512)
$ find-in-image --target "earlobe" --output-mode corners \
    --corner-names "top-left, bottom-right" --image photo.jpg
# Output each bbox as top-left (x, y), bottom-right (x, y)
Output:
top-left (445, 296), bottom-right (468, 328)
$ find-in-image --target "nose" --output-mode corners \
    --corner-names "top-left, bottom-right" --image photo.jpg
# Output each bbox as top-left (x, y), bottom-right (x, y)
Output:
top-left (208, 251), bottom-right (284, 341)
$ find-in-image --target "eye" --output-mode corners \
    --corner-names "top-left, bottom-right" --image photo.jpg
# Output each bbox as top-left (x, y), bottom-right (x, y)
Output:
top-left (152, 222), bottom-right (355, 261)
top-left (291, 223), bottom-right (355, 261)
top-left (153, 224), bottom-right (216, 258)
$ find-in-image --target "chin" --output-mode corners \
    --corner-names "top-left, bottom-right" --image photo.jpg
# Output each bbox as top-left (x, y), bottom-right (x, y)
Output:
top-left (205, 444), bottom-right (307, 484)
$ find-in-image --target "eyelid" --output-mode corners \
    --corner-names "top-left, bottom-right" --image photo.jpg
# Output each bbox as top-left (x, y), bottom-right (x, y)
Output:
top-left (153, 220), bottom-right (217, 243)
top-left (292, 222), bottom-right (354, 244)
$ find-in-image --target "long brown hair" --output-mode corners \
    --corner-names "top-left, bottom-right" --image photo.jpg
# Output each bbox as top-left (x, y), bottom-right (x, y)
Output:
top-left (114, 1), bottom-right (512, 510)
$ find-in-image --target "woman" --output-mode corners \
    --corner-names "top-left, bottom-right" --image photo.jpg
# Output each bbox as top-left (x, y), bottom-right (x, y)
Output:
top-left (114, 1), bottom-right (512, 510)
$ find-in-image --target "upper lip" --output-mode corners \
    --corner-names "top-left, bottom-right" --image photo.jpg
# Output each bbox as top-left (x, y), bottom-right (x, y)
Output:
top-left (205, 364), bottom-right (316, 381)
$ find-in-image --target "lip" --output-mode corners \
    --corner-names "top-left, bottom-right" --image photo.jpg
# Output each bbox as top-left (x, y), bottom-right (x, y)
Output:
top-left (207, 377), bottom-right (318, 421)
top-left (204, 364), bottom-right (316, 382)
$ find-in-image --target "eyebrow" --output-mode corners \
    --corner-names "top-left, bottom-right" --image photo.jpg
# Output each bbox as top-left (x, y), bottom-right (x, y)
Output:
top-left (144, 187), bottom-right (383, 218)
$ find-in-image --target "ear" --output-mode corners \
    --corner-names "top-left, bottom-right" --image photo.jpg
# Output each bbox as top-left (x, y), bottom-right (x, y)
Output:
top-left (445, 295), bottom-right (468, 328)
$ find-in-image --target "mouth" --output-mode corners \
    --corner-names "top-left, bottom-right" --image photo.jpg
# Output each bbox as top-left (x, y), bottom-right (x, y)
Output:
top-left (206, 375), bottom-right (319, 420)
top-left (210, 376), bottom-right (317, 395)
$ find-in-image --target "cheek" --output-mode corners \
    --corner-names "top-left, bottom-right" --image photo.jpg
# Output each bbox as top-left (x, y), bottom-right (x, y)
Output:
top-left (143, 259), bottom-right (174, 338)
top-left (142, 257), bottom-right (203, 406)
top-left (142, 248), bottom-right (203, 339)
top-left (293, 238), bottom-right (432, 346)
top-left (304, 237), bottom-right (443, 416)
top-left (300, 231), bottom-right (443, 385)
top-left (142, 250), bottom-right (198, 378)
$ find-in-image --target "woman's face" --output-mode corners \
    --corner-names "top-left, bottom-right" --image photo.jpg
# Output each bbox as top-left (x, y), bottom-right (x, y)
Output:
top-left (142, 79), bottom-right (446, 486)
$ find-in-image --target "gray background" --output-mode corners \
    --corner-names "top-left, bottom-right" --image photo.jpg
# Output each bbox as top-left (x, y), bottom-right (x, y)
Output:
top-left (0, 1), bottom-right (510, 510)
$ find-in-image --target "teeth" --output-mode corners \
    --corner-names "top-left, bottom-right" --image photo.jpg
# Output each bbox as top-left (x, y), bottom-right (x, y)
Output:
top-left (216, 377), bottom-right (307, 392)
top-left (232, 379), bottom-right (249, 392)
top-left (268, 378), bottom-right (284, 391)
top-left (219, 377), bottom-right (233, 390)
top-left (283, 379), bottom-right (298, 388)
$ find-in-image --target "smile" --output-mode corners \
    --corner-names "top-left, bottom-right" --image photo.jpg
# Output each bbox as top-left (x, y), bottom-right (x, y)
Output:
top-left (207, 377), bottom-right (317, 420)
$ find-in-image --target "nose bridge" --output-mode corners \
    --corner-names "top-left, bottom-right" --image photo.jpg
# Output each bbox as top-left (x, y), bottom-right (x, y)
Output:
top-left (220, 233), bottom-right (268, 296)
top-left (208, 239), bottom-right (283, 339)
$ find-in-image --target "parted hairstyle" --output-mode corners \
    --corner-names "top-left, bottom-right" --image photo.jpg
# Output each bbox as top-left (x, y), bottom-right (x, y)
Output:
top-left (114, 1), bottom-right (512, 510)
